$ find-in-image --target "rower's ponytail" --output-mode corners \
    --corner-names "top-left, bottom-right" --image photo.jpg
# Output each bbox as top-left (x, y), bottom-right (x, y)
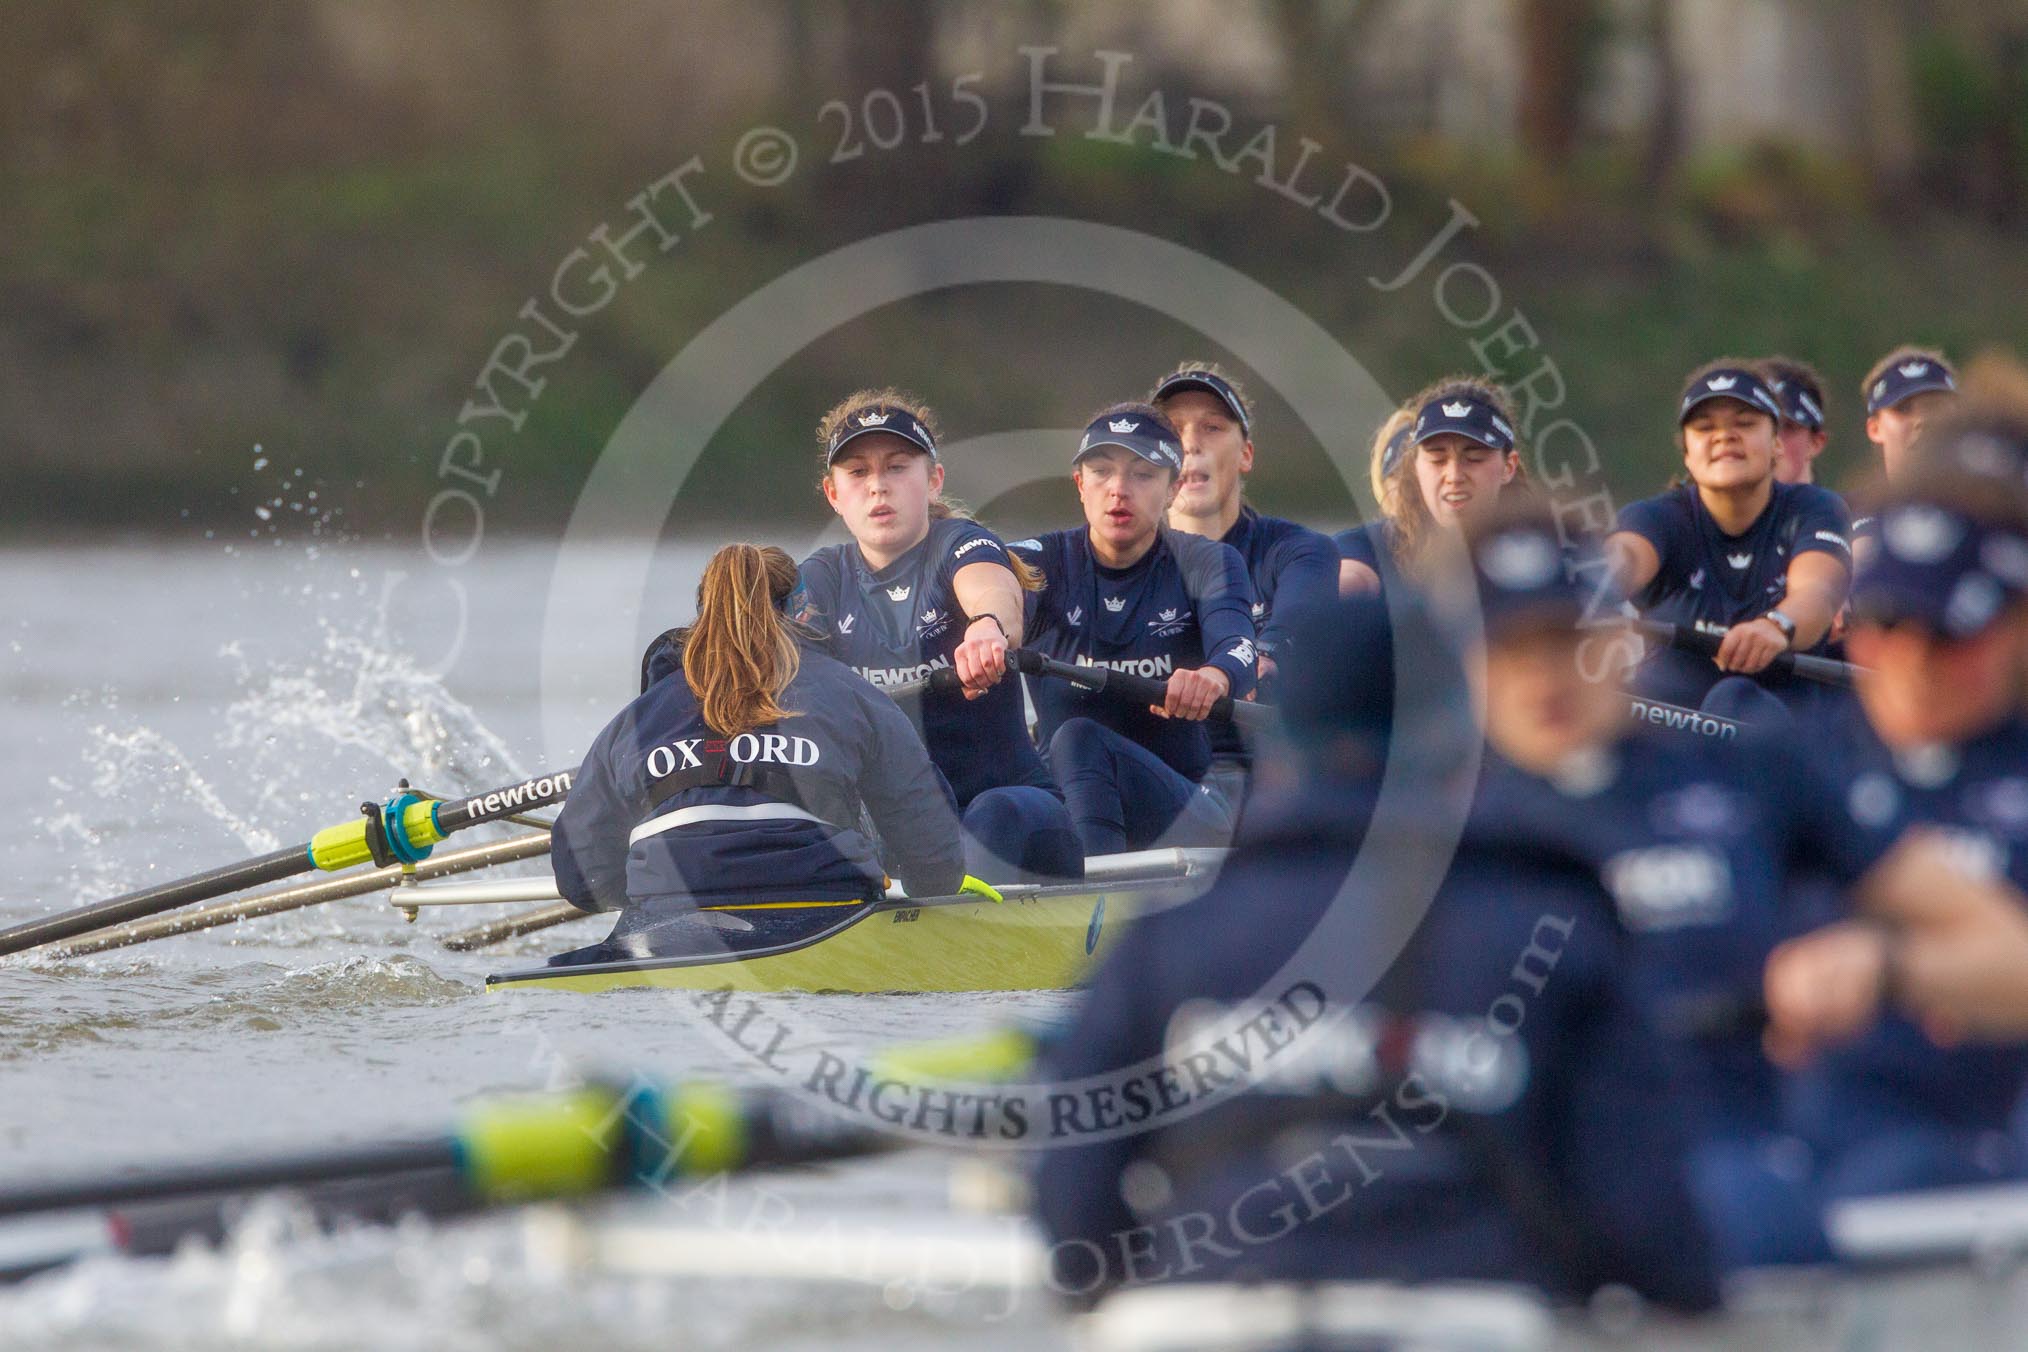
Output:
top-left (682, 544), bottom-right (802, 737)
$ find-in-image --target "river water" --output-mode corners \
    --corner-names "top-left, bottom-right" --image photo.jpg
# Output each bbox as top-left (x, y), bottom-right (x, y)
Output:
top-left (0, 538), bottom-right (1080, 1350)
top-left (5, 540), bottom-right (2028, 1352)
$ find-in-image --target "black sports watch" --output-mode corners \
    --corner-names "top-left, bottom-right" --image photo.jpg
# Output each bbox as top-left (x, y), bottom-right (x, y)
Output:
top-left (1761, 608), bottom-right (1797, 647)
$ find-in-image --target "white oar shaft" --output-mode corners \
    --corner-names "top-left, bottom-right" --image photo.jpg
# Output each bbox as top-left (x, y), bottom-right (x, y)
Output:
top-left (403, 847), bottom-right (1229, 908)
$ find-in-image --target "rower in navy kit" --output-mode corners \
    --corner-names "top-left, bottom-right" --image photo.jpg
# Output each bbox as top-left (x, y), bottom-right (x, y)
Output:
top-left (1764, 355), bottom-right (1831, 486)
top-left (1034, 591), bottom-right (1721, 1312)
top-left (1337, 378), bottom-right (1527, 596)
top-left (1334, 404), bottom-right (1412, 595)
top-left (1610, 360), bottom-right (1853, 717)
top-left (1011, 404), bottom-right (1258, 856)
top-left (1766, 443), bottom-right (2028, 1204)
top-left (793, 390), bottom-right (1080, 881)
top-left (549, 544), bottom-right (965, 955)
top-left (1852, 347), bottom-right (1958, 561)
top-left (1153, 364), bottom-right (1338, 762)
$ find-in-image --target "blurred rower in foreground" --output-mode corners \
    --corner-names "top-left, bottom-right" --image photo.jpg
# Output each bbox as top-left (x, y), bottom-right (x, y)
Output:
top-left (1460, 501), bottom-right (1913, 1269)
top-left (550, 544), bottom-right (965, 959)
top-left (1760, 399), bottom-right (2028, 1203)
top-left (1033, 586), bottom-right (1722, 1314)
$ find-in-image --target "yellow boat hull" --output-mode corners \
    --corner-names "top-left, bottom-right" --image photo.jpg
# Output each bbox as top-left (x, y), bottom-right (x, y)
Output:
top-left (485, 881), bottom-right (1190, 995)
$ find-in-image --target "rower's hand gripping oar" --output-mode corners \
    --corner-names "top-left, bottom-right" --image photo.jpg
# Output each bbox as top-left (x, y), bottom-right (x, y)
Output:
top-left (1008, 649), bottom-right (1275, 733)
top-left (0, 769), bottom-right (577, 958)
top-left (1636, 619), bottom-right (1865, 689)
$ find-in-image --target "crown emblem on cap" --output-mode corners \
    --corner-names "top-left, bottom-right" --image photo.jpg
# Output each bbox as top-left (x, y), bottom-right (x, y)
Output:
top-left (858, 411), bottom-right (891, 426)
top-left (1884, 504), bottom-right (1963, 563)
top-left (1108, 417), bottom-right (1139, 434)
top-left (1479, 531), bottom-right (1559, 590)
top-left (1103, 596), bottom-right (1126, 612)
top-left (1442, 400), bottom-right (1471, 418)
top-left (1898, 362), bottom-right (1930, 379)
top-left (885, 583), bottom-right (910, 602)
top-left (1706, 375), bottom-right (1737, 391)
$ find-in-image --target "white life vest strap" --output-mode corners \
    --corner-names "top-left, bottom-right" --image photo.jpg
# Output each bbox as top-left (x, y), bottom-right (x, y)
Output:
top-left (629, 802), bottom-right (825, 846)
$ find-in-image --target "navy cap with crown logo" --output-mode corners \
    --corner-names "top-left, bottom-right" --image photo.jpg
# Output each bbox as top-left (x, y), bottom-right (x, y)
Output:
top-left (1679, 367), bottom-right (1784, 425)
top-left (1073, 411), bottom-right (1183, 471)
top-left (1851, 499), bottom-right (2028, 640)
top-left (1153, 369), bottom-right (1251, 436)
top-left (1774, 378), bottom-right (1826, 432)
top-left (826, 404), bottom-right (938, 464)
top-left (1412, 393), bottom-right (1515, 453)
top-left (1867, 356), bottom-right (1957, 416)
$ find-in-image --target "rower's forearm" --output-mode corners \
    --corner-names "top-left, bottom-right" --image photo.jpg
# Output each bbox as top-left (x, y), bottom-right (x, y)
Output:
top-left (1777, 585), bottom-right (1841, 649)
top-left (954, 571), bottom-right (1026, 646)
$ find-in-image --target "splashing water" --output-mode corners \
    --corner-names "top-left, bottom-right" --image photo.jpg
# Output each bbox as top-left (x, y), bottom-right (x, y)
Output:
top-left (220, 627), bottom-right (526, 818)
top-left (28, 552), bottom-right (528, 911)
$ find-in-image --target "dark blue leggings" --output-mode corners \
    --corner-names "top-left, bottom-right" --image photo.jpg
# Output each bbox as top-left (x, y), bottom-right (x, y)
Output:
top-left (1700, 675), bottom-right (1797, 731)
top-left (962, 785), bottom-right (1084, 882)
top-left (1047, 717), bottom-right (1234, 856)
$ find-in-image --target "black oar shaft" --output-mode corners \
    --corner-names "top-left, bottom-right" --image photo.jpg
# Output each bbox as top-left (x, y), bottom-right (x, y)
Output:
top-left (0, 847), bottom-right (312, 959)
top-left (440, 900), bottom-right (588, 952)
top-left (0, 1140), bottom-right (457, 1220)
top-left (1011, 649), bottom-right (1273, 732)
top-left (1637, 619), bottom-right (1863, 690)
top-left (55, 832), bottom-right (554, 958)
top-left (0, 771), bottom-right (575, 961)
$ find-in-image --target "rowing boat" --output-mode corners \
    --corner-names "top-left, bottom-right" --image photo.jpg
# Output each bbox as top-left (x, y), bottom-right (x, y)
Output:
top-left (396, 848), bottom-right (1227, 995)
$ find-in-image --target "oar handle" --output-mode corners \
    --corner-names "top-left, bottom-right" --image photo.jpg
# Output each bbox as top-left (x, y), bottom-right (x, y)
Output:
top-left (1009, 649), bottom-right (1274, 733)
top-left (1637, 619), bottom-right (1864, 690)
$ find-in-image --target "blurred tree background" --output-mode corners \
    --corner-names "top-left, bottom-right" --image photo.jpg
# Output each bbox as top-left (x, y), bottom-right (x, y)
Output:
top-left (4, 0), bottom-right (2027, 538)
